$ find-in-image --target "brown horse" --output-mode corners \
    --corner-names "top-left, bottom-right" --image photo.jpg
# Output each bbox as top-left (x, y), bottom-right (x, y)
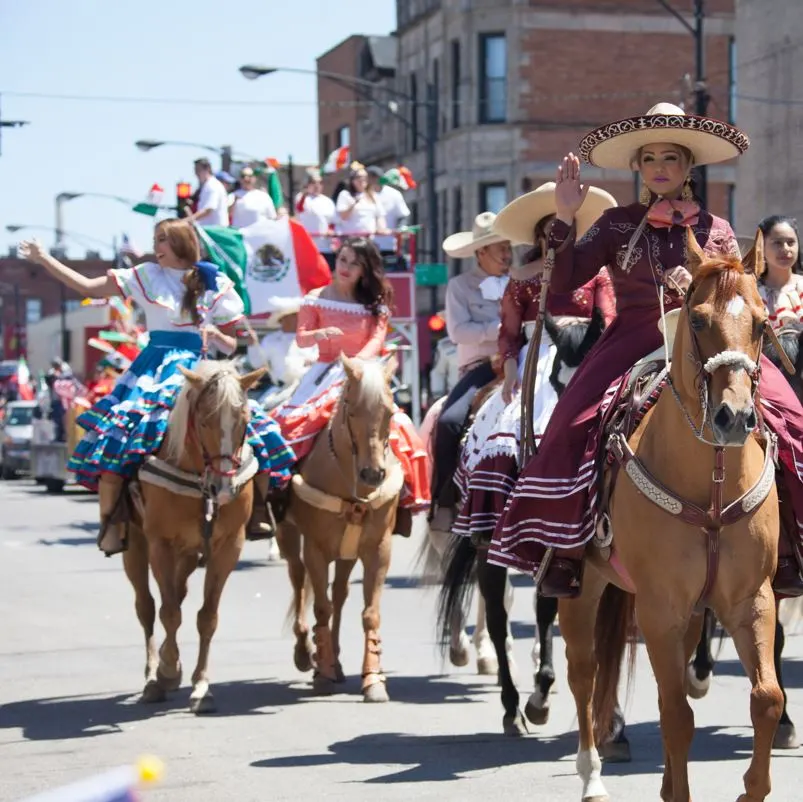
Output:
top-left (278, 355), bottom-right (402, 702)
top-left (122, 360), bottom-right (264, 714)
top-left (559, 230), bottom-right (784, 802)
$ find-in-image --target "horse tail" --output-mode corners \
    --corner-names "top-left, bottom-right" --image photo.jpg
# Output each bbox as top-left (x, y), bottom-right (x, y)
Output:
top-left (592, 584), bottom-right (637, 744)
top-left (412, 525), bottom-right (446, 586)
top-left (436, 534), bottom-right (477, 654)
top-left (543, 311), bottom-right (561, 346)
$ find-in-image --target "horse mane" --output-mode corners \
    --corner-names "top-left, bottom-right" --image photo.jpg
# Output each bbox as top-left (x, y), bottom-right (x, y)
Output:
top-left (167, 361), bottom-right (246, 462)
top-left (693, 256), bottom-right (747, 313)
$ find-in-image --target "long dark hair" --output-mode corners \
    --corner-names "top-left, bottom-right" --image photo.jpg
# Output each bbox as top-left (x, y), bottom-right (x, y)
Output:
top-left (154, 219), bottom-right (203, 325)
top-left (757, 214), bottom-right (802, 281)
top-left (522, 214), bottom-right (556, 263)
top-left (338, 237), bottom-right (393, 316)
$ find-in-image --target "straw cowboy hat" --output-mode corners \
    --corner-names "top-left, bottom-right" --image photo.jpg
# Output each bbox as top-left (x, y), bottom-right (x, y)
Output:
top-left (579, 102), bottom-right (750, 170)
top-left (442, 212), bottom-right (508, 258)
top-left (493, 182), bottom-right (618, 246)
top-left (264, 297), bottom-right (303, 328)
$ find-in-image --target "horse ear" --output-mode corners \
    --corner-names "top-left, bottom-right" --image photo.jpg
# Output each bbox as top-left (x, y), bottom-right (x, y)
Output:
top-left (686, 228), bottom-right (706, 276)
top-left (341, 354), bottom-right (361, 381)
top-left (239, 367), bottom-right (267, 392)
top-left (383, 354), bottom-right (398, 382)
top-left (178, 365), bottom-right (203, 385)
top-left (743, 229), bottom-right (765, 277)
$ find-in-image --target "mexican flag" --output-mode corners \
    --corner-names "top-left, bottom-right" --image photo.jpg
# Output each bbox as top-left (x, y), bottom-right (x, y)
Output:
top-left (132, 184), bottom-right (165, 217)
top-left (195, 219), bottom-right (331, 317)
top-left (322, 145), bottom-right (350, 174)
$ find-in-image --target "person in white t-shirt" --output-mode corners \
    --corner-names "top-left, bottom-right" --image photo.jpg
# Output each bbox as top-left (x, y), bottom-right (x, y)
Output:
top-left (367, 166), bottom-right (411, 254)
top-left (335, 163), bottom-right (388, 238)
top-left (294, 168), bottom-right (336, 268)
top-left (189, 158), bottom-right (230, 228)
top-left (230, 166), bottom-right (278, 229)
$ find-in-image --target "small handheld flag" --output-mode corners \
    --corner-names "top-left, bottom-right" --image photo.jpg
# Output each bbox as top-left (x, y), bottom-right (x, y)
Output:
top-left (18, 756), bottom-right (163, 802)
top-left (132, 184), bottom-right (166, 217)
top-left (321, 145), bottom-right (350, 174)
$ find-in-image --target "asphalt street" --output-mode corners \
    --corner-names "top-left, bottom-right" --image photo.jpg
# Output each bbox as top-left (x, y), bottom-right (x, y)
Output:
top-left (0, 479), bottom-right (801, 801)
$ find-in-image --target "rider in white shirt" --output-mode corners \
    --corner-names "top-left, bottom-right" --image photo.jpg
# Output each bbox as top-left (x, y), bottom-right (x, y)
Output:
top-left (190, 158), bottom-right (229, 228)
top-left (230, 166), bottom-right (278, 229)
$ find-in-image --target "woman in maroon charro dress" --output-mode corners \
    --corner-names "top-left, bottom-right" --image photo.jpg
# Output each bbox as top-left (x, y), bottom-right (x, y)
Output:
top-left (453, 182), bottom-right (617, 542)
top-left (488, 102), bottom-right (803, 598)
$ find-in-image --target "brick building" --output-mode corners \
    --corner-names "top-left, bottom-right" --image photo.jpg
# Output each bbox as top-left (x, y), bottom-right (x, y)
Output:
top-left (0, 250), bottom-right (111, 361)
top-left (734, 0), bottom-right (803, 237)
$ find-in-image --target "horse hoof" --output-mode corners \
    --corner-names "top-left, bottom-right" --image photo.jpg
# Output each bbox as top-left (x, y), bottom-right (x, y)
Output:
top-left (477, 655), bottom-right (498, 676)
top-left (524, 690), bottom-right (549, 726)
top-left (312, 673), bottom-right (337, 696)
top-left (293, 641), bottom-right (314, 673)
top-left (449, 644), bottom-right (470, 668)
top-left (502, 711), bottom-right (528, 737)
top-left (140, 679), bottom-right (167, 704)
top-left (156, 665), bottom-right (182, 692)
top-left (363, 681), bottom-right (389, 703)
top-left (686, 664), bottom-right (711, 699)
top-left (599, 737), bottom-right (632, 763)
top-left (773, 722), bottom-right (800, 750)
top-left (189, 691), bottom-right (216, 715)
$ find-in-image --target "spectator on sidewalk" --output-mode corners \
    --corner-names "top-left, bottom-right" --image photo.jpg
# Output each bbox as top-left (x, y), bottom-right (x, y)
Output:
top-left (188, 158), bottom-right (229, 227)
top-left (295, 169), bottom-right (336, 270)
top-left (230, 166), bottom-right (278, 229)
top-left (335, 163), bottom-right (387, 238)
top-left (368, 166), bottom-right (410, 263)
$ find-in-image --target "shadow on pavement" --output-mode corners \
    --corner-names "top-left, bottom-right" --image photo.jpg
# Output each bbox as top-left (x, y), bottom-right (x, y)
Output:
top-left (711, 656), bottom-right (803, 689)
top-left (251, 729), bottom-right (577, 782)
top-left (0, 679), bottom-right (306, 741)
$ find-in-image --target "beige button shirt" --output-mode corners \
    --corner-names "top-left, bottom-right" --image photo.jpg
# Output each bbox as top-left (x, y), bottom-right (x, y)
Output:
top-left (444, 264), bottom-right (502, 371)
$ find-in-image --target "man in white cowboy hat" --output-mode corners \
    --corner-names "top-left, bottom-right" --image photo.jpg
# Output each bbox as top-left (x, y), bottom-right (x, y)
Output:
top-left (430, 212), bottom-right (512, 528)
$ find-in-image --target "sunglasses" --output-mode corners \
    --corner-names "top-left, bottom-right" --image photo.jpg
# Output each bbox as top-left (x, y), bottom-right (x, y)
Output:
top-left (240, 172), bottom-right (255, 179)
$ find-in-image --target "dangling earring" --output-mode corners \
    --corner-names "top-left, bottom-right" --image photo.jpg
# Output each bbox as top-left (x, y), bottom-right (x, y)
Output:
top-left (639, 184), bottom-right (651, 205)
top-left (681, 176), bottom-right (694, 202)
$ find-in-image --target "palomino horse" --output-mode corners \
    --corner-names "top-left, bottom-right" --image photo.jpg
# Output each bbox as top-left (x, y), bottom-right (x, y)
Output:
top-left (277, 356), bottom-right (402, 702)
top-left (123, 361), bottom-right (264, 713)
top-left (562, 230), bottom-right (784, 802)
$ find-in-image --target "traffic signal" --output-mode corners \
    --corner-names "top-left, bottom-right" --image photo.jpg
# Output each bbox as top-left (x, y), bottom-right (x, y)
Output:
top-left (427, 313), bottom-right (446, 333)
top-left (176, 182), bottom-right (193, 218)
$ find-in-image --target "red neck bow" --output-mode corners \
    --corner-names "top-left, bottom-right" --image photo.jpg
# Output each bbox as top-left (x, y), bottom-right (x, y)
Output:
top-left (646, 199), bottom-right (700, 229)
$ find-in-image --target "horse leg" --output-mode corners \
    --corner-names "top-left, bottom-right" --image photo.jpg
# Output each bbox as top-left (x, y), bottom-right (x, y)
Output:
top-left (503, 573), bottom-right (518, 679)
top-left (773, 600), bottom-right (799, 749)
top-left (476, 552), bottom-right (525, 736)
top-left (278, 522), bottom-right (313, 673)
top-left (526, 593), bottom-right (557, 726)
top-left (331, 558), bottom-right (356, 683)
top-left (304, 537), bottom-right (337, 695)
top-left (474, 590), bottom-right (497, 676)
top-left (687, 607), bottom-right (717, 699)
top-left (146, 537), bottom-right (183, 698)
top-left (721, 585), bottom-right (784, 802)
top-left (359, 530), bottom-right (391, 703)
top-left (122, 526), bottom-right (159, 702)
top-left (559, 572), bottom-right (609, 802)
top-left (189, 535), bottom-right (242, 715)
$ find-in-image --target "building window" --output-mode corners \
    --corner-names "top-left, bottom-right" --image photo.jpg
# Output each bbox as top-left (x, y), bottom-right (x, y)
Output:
top-left (321, 133), bottom-right (330, 160)
top-left (479, 33), bottom-right (507, 123)
top-left (26, 298), bottom-right (42, 325)
top-left (479, 182), bottom-right (507, 214)
top-left (410, 73), bottom-right (419, 151)
top-left (451, 39), bottom-right (461, 129)
top-left (64, 299), bottom-right (81, 312)
top-left (337, 126), bottom-right (350, 148)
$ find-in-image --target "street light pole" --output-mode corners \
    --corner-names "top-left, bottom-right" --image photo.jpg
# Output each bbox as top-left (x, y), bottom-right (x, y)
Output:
top-left (425, 82), bottom-right (439, 311)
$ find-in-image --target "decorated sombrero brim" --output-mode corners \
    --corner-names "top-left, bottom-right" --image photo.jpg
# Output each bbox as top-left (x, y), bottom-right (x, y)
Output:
top-left (493, 183), bottom-right (618, 246)
top-left (657, 308), bottom-right (682, 352)
top-left (579, 102), bottom-right (749, 170)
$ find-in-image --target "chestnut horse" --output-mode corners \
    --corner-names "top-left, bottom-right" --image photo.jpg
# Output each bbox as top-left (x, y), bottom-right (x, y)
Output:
top-left (561, 230), bottom-right (784, 802)
top-left (277, 356), bottom-right (402, 702)
top-left (123, 361), bottom-right (264, 713)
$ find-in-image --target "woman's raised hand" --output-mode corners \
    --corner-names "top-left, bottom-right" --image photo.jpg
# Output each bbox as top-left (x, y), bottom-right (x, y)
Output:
top-left (18, 239), bottom-right (48, 265)
top-left (554, 153), bottom-right (589, 224)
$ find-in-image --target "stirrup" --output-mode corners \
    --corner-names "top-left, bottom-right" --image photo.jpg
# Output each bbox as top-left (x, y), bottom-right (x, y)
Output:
top-left (97, 482), bottom-right (132, 557)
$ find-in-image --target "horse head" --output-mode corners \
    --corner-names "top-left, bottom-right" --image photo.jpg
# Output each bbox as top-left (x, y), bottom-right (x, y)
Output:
top-left (170, 363), bottom-right (265, 500)
top-left (547, 306), bottom-right (607, 396)
top-left (674, 228), bottom-right (768, 446)
top-left (338, 355), bottom-right (397, 489)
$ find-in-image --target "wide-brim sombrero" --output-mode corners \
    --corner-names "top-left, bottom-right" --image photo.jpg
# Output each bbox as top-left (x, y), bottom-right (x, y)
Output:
top-left (443, 212), bottom-right (507, 258)
top-left (579, 102), bottom-right (749, 170)
top-left (493, 183), bottom-right (618, 246)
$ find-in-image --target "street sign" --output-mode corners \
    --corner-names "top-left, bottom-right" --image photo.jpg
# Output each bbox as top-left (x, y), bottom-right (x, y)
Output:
top-left (415, 262), bottom-right (448, 286)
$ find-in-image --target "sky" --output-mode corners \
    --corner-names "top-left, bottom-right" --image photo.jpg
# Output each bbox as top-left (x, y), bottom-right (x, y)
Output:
top-left (0, 0), bottom-right (397, 259)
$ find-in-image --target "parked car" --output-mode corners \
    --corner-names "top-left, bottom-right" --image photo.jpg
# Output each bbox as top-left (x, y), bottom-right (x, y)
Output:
top-left (0, 400), bottom-right (36, 479)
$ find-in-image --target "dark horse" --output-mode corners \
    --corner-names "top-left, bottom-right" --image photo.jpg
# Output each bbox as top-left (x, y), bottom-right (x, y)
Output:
top-left (687, 322), bottom-right (803, 750)
top-left (438, 309), bottom-right (630, 755)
